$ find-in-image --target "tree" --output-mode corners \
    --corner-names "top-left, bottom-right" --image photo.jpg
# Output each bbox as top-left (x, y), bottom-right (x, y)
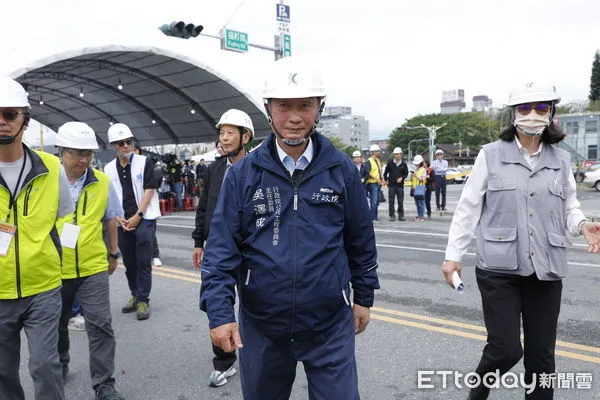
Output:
top-left (590, 50), bottom-right (600, 102)
top-left (325, 136), bottom-right (358, 157)
top-left (388, 112), bottom-right (501, 159)
top-left (556, 101), bottom-right (587, 114)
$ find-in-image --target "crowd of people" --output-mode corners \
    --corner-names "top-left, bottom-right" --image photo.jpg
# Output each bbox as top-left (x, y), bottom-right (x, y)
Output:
top-left (1, 60), bottom-right (600, 400)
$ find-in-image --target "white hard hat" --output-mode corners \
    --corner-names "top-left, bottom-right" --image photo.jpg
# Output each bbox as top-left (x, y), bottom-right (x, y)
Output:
top-left (56, 122), bottom-right (99, 150)
top-left (435, 149), bottom-right (444, 155)
top-left (352, 150), bottom-right (361, 157)
top-left (393, 147), bottom-right (403, 154)
top-left (507, 81), bottom-right (561, 106)
top-left (413, 155), bottom-right (424, 164)
top-left (216, 109), bottom-right (254, 135)
top-left (369, 144), bottom-right (381, 152)
top-left (0, 76), bottom-right (29, 108)
top-left (263, 57), bottom-right (326, 100)
top-left (107, 123), bottom-right (133, 143)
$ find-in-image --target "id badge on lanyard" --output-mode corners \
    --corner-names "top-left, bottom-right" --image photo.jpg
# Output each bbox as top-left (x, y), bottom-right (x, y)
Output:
top-left (0, 222), bottom-right (16, 256)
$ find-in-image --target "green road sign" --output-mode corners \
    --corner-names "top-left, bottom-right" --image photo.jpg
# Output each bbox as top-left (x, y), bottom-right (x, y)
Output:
top-left (221, 29), bottom-right (248, 53)
top-left (283, 34), bottom-right (291, 57)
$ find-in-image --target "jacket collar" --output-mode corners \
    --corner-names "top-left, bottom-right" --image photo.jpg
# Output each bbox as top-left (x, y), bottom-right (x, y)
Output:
top-left (251, 132), bottom-right (344, 181)
top-left (500, 139), bottom-right (561, 172)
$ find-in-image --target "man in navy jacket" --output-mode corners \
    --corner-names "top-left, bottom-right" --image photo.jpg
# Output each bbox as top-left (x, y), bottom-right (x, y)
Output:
top-left (199, 58), bottom-right (379, 400)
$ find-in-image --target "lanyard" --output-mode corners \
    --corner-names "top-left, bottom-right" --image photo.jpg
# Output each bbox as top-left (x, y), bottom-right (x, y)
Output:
top-left (6, 151), bottom-right (27, 223)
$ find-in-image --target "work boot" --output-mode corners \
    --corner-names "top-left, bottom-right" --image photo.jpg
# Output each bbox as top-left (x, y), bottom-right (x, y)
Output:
top-left (95, 384), bottom-right (125, 400)
top-left (136, 302), bottom-right (150, 320)
top-left (121, 297), bottom-right (138, 314)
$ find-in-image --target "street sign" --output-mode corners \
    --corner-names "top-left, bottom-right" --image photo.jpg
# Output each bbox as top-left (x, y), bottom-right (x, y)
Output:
top-left (221, 29), bottom-right (248, 53)
top-left (282, 33), bottom-right (291, 57)
top-left (276, 4), bottom-right (290, 23)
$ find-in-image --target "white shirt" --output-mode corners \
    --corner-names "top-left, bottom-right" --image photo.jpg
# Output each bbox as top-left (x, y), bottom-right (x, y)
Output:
top-left (445, 139), bottom-right (587, 263)
top-left (275, 137), bottom-right (314, 176)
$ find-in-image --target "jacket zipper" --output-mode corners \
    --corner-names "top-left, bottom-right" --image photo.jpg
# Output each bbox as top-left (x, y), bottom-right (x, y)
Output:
top-left (23, 185), bottom-right (33, 216)
top-left (74, 193), bottom-right (81, 278)
top-left (14, 204), bottom-right (21, 298)
top-left (82, 191), bottom-right (88, 216)
top-left (291, 186), bottom-right (298, 340)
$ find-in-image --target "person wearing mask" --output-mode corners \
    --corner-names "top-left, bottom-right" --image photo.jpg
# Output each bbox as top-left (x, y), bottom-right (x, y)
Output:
top-left (192, 109), bottom-right (254, 387)
top-left (199, 58), bottom-right (379, 400)
top-left (383, 147), bottom-right (408, 221)
top-left (365, 144), bottom-right (383, 222)
top-left (0, 76), bottom-right (74, 400)
top-left (54, 122), bottom-right (125, 400)
top-left (442, 82), bottom-right (600, 399)
top-left (104, 123), bottom-right (160, 321)
top-left (423, 159), bottom-right (436, 219)
top-left (432, 149), bottom-right (448, 211)
top-left (411, 155), bottom-right (427, 221)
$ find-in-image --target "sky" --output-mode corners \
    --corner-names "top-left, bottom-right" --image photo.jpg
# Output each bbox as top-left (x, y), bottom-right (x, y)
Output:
top-left (2, 0), bottom-right (600, 142)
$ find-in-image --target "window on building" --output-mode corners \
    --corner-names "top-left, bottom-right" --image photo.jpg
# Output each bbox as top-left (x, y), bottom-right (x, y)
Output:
top-left (573, 121), bottom-right (579, 134)
top-left (588, 145), bottom-right (598, 160)
top-left (585, 119), bottom-right (598, 133)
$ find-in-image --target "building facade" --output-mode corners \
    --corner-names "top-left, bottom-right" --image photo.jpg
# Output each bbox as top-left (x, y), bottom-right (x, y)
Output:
top-left (317, 106), bottom-right (369, 149)
top-left (440, 89), bottom-right (466, 114)
top-left (472, 95), bottom-right (493, 112)
top-left (557, 112), bottom-right (600, 161)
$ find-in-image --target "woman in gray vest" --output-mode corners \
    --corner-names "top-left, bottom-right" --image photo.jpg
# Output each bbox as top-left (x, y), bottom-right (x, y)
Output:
top-left (441, 82), bottom-right (600, 399)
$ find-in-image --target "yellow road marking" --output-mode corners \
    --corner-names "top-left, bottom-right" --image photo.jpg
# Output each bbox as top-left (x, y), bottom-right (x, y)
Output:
top-left (124, 264), bottom-right (600, 364)
top-left (370, 313), bottom-right (600, 364)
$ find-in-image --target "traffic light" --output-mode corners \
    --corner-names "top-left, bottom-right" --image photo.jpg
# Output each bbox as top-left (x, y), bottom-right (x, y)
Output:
top-left (159, 21), bottom-right (203, 39)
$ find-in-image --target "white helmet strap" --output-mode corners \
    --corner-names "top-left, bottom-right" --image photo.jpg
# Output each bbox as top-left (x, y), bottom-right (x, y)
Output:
top-left (264, 99), bottom-right (325, 147)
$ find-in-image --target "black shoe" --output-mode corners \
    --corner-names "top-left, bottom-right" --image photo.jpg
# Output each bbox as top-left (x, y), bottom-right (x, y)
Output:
top-left (96, 384), bottom-right (125, 400)
top-left (389, 216), bottom-right (395, 221)
top-left (442, 207), bottom-right (447, 211)
top-left (398, 217), bottom-right (406, 221)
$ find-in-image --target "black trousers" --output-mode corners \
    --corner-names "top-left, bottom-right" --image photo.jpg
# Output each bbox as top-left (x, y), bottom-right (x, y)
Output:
top-left (388, 185), bottom-right (404, 218)
top-left (212, 344), bottom-right (237, 372)
top-left (469, 268), bottom-right (562, 400)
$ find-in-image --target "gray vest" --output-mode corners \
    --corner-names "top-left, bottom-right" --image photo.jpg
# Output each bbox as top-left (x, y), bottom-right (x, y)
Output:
top-left (476, 139), bottom-right (571, 281)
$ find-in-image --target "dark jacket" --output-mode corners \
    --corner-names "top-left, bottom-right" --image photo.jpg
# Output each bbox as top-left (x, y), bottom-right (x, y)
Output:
top-left (425, 167), bottom-right (436, 191)
top-left (191, 157), bottom-right (228, 248)
top-left (383, 158), bottom-right (409, 187)
top-left (196, 163), bottom-right (207, 181)
top-left (199, 133), bottom-right (380, 339)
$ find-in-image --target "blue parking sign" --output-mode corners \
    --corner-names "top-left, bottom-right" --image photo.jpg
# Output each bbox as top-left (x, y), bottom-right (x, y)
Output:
top-left (276, 4), bottom-right (290, 23)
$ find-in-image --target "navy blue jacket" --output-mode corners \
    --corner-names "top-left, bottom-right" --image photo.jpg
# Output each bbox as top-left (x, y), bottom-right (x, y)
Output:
top-left (199, 132), bottom-right (379, 340)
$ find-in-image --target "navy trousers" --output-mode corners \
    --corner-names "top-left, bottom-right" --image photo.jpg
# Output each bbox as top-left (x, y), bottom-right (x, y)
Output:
top-left (238, 309), bottom-right (359, 400)
top-left (118, 219), bottom-right (156, 303)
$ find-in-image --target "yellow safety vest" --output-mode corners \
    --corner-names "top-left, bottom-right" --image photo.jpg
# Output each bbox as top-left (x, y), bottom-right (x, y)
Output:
top-left (366, 157), bottom-right (381, 184)
top-left (0, 148), bottom-right (62, 299)
top-left (57, 168), bottom-right (110, 279)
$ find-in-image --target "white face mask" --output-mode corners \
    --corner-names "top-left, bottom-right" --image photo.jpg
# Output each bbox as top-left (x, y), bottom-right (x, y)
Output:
top-left (513, 109), bottom-right (551, 136)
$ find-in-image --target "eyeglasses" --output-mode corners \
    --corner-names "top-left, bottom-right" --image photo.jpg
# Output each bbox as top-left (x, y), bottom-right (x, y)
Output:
top-left (516, 103), bottom-right (552, 115)
top-left (0, 110), bottom-right (25, 122)
top-left (114, 138), bottom-right (133, 147)
top-left (64, 148), bottom-right (94, 159)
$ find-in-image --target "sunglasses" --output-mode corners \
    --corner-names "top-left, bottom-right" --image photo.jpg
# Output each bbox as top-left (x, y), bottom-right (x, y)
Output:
top-left (516, 103), bottom-right (552, 115)
top-left (114, 138), bottom-right (133, 147)
top-left (64, 148), bottom-right (94, 159)
top-left (0, 110), bottom-right (25, 122)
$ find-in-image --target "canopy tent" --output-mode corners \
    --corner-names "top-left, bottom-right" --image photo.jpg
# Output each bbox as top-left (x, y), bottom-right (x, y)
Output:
top-left (10, 45), bottom-right (271, 150)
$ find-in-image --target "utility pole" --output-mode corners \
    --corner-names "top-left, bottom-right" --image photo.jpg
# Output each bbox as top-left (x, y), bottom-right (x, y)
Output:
top-left (420, 123), bottom-right (447, 163)
top-left (403, 123), bottom-right (447, 163)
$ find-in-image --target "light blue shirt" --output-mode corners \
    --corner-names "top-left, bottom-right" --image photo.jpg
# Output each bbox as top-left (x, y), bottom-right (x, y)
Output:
top-left (68, 169), bottom-right (124, 221)
top-left (275, 137), bottom-right (314, 176)
top-left (432, 158), bottom-right (448, 175)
